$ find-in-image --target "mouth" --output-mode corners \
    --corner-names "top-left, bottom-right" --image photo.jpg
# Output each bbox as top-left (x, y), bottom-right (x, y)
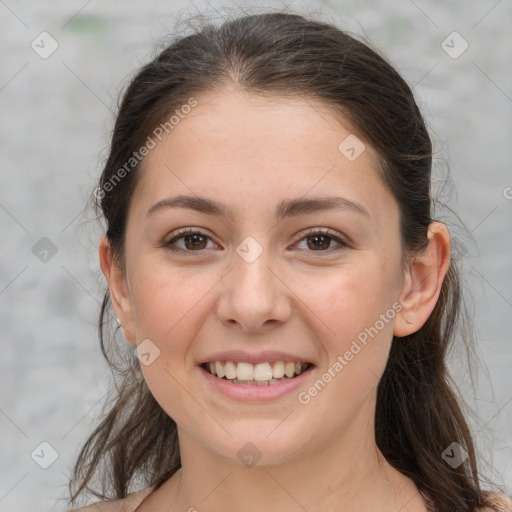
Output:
top-left (200, 360), bottom-right (313, 386)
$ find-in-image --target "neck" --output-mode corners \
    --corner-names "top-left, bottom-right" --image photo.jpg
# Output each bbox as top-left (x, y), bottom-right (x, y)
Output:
top-left (150, 398), bottom-right (423, 512)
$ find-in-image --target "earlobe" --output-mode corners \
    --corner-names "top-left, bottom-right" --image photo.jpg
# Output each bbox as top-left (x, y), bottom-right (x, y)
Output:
top-left (98, 235), bottom-right (136, 343)
top-left (393, 222), bottom-right (451, 337)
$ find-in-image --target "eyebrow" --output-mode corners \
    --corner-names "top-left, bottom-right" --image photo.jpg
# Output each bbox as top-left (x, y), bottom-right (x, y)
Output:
top-left (146, 194), bottom-right (370, 221)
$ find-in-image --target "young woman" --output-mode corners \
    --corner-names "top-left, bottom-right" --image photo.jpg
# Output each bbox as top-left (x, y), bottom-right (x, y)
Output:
top-left (67, 10), bottom-right (512, 512)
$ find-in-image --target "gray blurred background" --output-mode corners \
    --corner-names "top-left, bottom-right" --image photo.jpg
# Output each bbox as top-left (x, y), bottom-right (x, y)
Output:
top-left (1, 0), bottom-right (511, 510)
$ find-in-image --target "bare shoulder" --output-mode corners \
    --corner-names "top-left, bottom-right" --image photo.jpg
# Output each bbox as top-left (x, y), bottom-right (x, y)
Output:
top-left (476, 492), bottom-right (512, 512)
top-left (69, 500), bottom-right (122, 512)
top-left (67, 486), bottom-right (155, 512)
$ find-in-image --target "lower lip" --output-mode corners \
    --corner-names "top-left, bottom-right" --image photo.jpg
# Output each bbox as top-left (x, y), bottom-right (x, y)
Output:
top-left (199, 365), bottom-right (315, 402)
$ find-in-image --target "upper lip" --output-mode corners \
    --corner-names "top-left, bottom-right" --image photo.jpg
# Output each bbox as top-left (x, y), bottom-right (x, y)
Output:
top-left (198, 350), bottom-right (315, 366)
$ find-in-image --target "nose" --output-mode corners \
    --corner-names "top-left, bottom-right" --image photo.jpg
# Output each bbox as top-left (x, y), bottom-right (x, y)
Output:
top-left (216, 238), bottom-right (292, 332)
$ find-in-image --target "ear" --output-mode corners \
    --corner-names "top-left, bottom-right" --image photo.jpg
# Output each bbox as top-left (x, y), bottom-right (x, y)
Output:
top-left (394, 222), bottom-right (451, 337)
top-left (98, 235), bottom-right (136, 343)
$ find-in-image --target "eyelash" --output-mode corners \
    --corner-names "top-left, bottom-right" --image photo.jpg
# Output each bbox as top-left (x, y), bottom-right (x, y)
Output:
top-left (163, 227), bottom-right (348, 255)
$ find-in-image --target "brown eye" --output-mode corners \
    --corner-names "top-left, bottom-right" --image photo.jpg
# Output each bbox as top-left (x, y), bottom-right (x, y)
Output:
top-left (164, 228), bottom-right (346, 255)
top-left (165, 229), bottom-right (216, 252)
top-left (294, 229), bottom-right (346, 253)
top-left (306, 234), bottom-right (332, 251)
top-left (182, 233), bottom-right (208, 250)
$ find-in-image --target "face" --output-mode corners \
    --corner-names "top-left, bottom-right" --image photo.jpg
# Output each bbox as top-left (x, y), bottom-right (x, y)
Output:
top-left (107, 86), bottom-right (410, 465)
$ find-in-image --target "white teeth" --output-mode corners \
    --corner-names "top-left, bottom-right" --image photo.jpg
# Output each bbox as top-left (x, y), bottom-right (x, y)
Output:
top-left (236, 362), bottom-right (254, 381)
top-left (229, 377), bottom-right (293, 386)
top-left (254, 362), bottom-right (273, 381)
top-left (205, 360), bottom-right (309, 381)
top-left (284, 362), bottom-right (296, 378)
top-left (215, 361), bottom-right (226, 379)
top-left (224, 361), bottom-right (237, 379)
top-left (273, 361), bottom-right (285, 378)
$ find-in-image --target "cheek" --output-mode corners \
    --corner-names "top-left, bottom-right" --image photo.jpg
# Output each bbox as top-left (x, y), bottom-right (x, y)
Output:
top-left (130, 262), bottom-right (217, 340)
top-left (294, 262), bottom-right (400, 420)
top-left (128, 260), bottom-right (230, 405)
top-left (130, 264), bottom-right (220, 419)
top-left (306, 258), bottom-right (397, 322)
top-left (299, 256), bottom-right (400, 363)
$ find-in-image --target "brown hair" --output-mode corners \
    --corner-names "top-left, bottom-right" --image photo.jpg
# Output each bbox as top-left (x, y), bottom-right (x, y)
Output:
top-left (68, 9), bottom-right (504, 510)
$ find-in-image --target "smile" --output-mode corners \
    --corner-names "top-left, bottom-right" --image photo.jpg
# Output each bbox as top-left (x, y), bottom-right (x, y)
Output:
top-left (201, 360), bottom-right (312, 386)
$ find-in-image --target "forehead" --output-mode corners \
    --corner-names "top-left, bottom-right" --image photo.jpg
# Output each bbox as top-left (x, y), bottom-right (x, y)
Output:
top-left (129, 86), bottom-right (394, 224)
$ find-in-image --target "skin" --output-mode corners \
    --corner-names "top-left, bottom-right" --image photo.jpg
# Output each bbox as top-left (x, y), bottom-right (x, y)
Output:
top-left (99, 85), bottom-right (451, 512)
